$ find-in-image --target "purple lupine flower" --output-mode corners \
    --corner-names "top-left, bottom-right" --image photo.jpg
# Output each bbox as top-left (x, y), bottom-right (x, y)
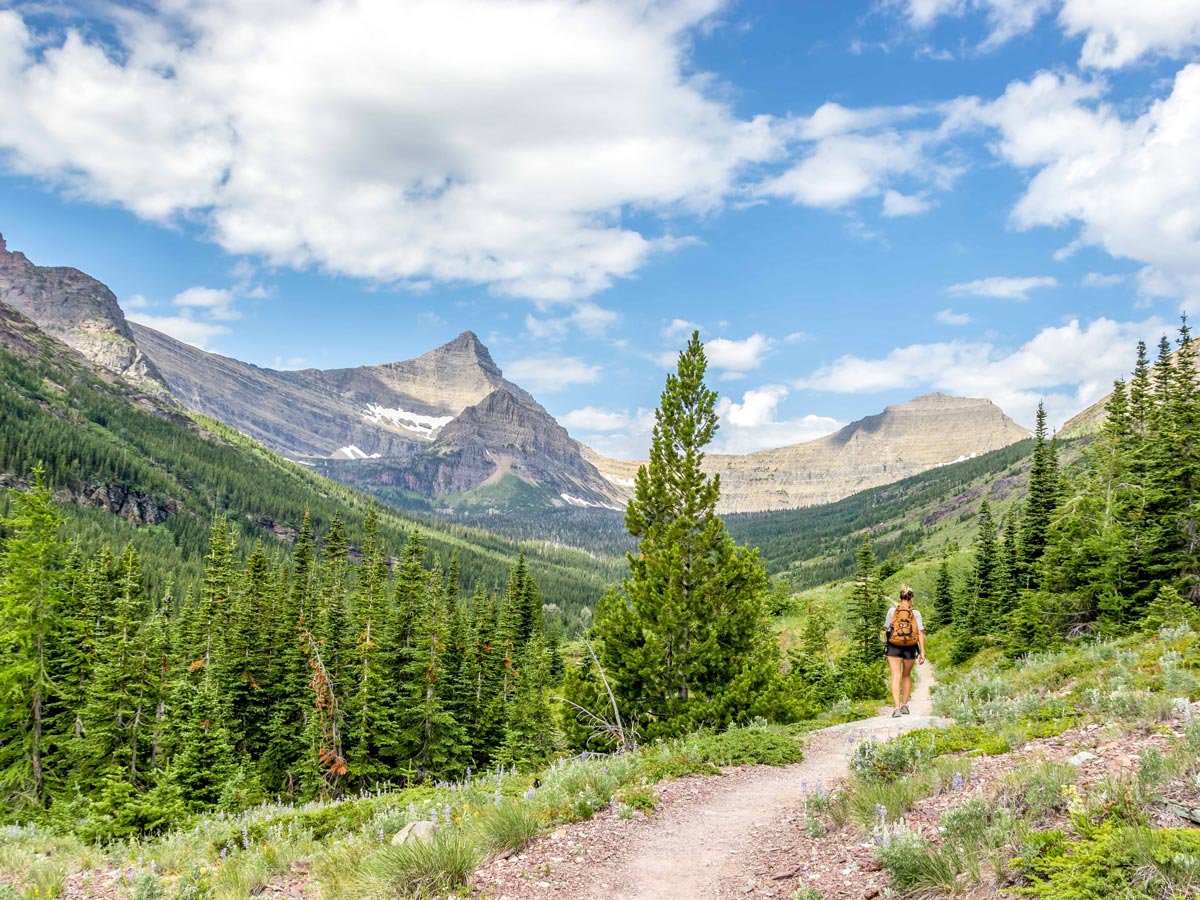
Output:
top-left (952, 773), bottom-right (965, 791)
top-left (874, 803), bottom-right (887, 822)
top-left (525, 786), bottom-right (536, 799)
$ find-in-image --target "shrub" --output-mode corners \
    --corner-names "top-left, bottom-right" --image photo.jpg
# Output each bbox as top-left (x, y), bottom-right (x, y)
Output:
top-left (23, 860), bottom-right (66, 900)
top-left (368, 831), bottom-right (482, 899)
top-left (996, 763), bottom-right (1075, 824)
top-left (615, 785), bottom-right (657, 814)
top-left (849, 739), bottom-right (927, 783)
top-left (476, 802), bottom-right (541, 856)
top-left (692, 727), bottom-right (804, 767)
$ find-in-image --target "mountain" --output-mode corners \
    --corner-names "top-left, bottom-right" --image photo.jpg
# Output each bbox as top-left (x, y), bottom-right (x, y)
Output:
top-left (0, 233), bottom-right (170, 397)
top-left (129, 322), bottom-right (619, 510)
top-left (587, 393), bottom-right (1031, 514)
top-left (0, 296), bottom-right (619, 625)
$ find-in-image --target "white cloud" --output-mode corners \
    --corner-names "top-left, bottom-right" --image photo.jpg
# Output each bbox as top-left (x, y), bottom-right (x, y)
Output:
top-left (663, 318), bottom-right (701, 341)
top-left (561, 405), bottom-right (656, 458)
top-left (705, 333), bottom-right (773, 371)
top-left (795, 316), bottom-right (1166, 428)
top-left (1059, 0), bottom-right (1200, 68)
top-left (1082, 272), bottom-right (1127, 287)
top-left (714, 385), bottom-right (843, 453)
top-left (784, 331), bottom-right (812, 343)
top-left (124, 312), bottom-right (231, 349)
top-left (936, 308), bottom-right (972, 325)
top-left (504, 356), bottom-right (602, 393)
top-left (0, 1), bottom-right (790, 302)
top-left (947, 275), bottom-right (1057, 301)
top-left (271, 355), bottom-right (310, 370)
top-left (898, 0), bottom-right (1055, 49)
top-left (974, 66), bottom-right (1200, 311)
top-left (173, 286), bottom-right (239, 321)
top-left (882, 189), bottom-right (936, 217)
top-left (121, 293), bottom-right (150, 310)
top-left (525, 301), bottom-right (620, 341)
top-left (895, 0), bottom-right (1200, 64)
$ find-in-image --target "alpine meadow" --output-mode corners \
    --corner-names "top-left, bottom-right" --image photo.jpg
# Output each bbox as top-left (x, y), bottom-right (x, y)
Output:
top-left (3, 2), bottom-right (1200, 898)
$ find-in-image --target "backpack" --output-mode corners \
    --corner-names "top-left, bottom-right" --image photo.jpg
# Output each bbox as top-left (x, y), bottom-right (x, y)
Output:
top-left (889, 608), bottom-right (919, 647)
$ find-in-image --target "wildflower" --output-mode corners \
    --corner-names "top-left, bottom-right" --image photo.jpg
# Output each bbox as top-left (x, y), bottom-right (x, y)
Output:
top-left (581, 750), bottom-right (589, 761)
top-left (952, 773), bottom-right (965, 791)
top-left (874, 803), bottom-right (887, 822)
top-left (525, 787), bottom-right (536, 800)
top-left (241, 825), bottom-right (250, 850)
top-left (466, 767), bottom-right (472, 778)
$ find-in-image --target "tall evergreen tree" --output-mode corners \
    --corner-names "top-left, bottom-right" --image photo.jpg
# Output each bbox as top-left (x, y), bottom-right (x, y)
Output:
top-left (846, 536), bottom-right (883, 661)
top-left (586, 333), bottom-right (780, 738)
top-left (931, 554), bottom-right (955, 632)
top-left (0, 465), bottom-right (65, 811)
top-left (1018, 402), bottom-right (1058, 589)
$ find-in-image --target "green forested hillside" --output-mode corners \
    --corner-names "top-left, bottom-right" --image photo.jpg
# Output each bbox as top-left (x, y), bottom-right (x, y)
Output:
top-left (726, 439), bottom-right (1036, 588)
top-left (0, 323), bottom-right (621, 624)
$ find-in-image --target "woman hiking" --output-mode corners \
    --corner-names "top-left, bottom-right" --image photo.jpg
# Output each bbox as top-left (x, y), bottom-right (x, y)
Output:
top-left (885, 585), bottom-right (925, 717)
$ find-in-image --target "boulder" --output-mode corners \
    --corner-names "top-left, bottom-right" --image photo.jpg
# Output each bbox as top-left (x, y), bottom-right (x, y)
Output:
top-left (391, 820), bottom-right (437, 846)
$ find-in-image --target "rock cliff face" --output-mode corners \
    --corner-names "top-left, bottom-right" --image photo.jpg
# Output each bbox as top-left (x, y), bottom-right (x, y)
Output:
top-left (0, 233), bottom-right (170, 396)
top-left (584, 393), bottom-right (1031, 514)
top-left (131, 321), bottom-right (621, 508)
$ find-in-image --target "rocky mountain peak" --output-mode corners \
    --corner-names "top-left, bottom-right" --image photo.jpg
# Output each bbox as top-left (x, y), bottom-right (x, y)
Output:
top-left (0, 233), bottom-right (170, 397)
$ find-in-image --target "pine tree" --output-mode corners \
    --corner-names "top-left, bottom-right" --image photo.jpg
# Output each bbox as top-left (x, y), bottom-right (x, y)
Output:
top-left (343, 506), bottom-right (397, 789)
top-left (931, 554), bottom-right (955, 632)
top-left (1018, 402), bottom-right (1058, 589)
top-left (0, 465), bottom-right (65, 811)
top-left (499, 633), bottom-right (563, 770)
top-left (586, 333), bottom-right (779, 738)
top-left (846, 536), bottom-right (883, 661)
top-left (970, 500), bottom-right (999, 632)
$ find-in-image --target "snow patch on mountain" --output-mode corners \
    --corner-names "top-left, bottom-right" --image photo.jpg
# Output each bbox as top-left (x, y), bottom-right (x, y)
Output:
top-left (560, 492), bottom-right (621, 511)
top-left (363, 404), bottom-right (454, 437)
top-left (332, 445), bottom-right (381, 460)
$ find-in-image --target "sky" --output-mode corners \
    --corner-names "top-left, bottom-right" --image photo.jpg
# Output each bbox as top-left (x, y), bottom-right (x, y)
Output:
top-left (1, 1), bottom-right (1199, 459)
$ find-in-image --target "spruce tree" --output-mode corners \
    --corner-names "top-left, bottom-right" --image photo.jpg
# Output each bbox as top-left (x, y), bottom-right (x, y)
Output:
top-left (846, 536), bottom-right (883, 661)
top-left (499, 633), bottom-right (563, 770)
top-left (0, 465), bottom-right (65, 810)
top-left (586, 333), bottom-right (779, 738)
top-left (1018, 402), bottom-right (1058, 589)
top-left (931, 554), bottom-right (954, 632)
top-left (970, 500), bottom-right (999, 632)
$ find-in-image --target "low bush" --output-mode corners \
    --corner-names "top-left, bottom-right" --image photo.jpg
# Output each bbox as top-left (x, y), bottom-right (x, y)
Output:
top-left (475, 802), bottom-right (541, 856)
top-left (692, 727), bottom-right (804, 767)
top-left (368, 830), bottom-right (482, 899)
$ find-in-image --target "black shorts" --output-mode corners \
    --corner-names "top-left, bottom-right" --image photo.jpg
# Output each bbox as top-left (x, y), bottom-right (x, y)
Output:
top-left (886, 642), bottom-right (919, 660)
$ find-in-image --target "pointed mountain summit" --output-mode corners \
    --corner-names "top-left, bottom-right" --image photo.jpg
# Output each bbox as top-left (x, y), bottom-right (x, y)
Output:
top-left (0, 233), bottom-right (169, 396)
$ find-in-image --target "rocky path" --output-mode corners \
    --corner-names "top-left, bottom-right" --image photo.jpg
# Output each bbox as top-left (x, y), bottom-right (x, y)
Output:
top-left (475, 667), bottom-right (943, 900)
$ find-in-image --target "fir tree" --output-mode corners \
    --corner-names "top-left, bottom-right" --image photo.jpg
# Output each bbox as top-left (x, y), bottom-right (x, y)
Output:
top-left (586, 333), bottom-right (779, 738)
top-left (0, 465), bottom-right (65, 810)
top-left (846, 536), bottom-right (883, 661)
top-left (931, 554), bottom-right (955, 632)
top-left (1018, 402), bottom-right (1058, 589)
top-left (499, 633), bottom-right (563, 769)
top-left (970, 500), bottom-right (999, 631)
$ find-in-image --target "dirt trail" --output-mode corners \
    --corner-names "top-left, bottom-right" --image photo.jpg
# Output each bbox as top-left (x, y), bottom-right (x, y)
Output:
top-left (477, 667), bottom-right (943, 900)
top-left (592, 669), bottom-right (940, 900)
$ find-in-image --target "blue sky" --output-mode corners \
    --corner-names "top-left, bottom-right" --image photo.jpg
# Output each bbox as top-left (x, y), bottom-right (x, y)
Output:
top-left (2, 1), bottom-right (1199, 458)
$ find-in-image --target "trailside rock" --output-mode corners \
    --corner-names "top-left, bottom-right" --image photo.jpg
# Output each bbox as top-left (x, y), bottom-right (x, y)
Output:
top-left (391, 821), bottom-right (438, 845)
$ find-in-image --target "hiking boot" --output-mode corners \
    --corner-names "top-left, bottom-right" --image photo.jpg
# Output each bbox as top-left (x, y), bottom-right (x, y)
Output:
top-left (892, 708), bottom-right (902, 718)
top-left (901, 705), bottom-right (910, 715)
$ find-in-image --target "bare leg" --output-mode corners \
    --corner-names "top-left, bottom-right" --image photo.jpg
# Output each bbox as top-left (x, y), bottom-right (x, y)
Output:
top-left (888, 655), bottom-right (903, 708)
top-left (901, 659), bottom-right (916, 705)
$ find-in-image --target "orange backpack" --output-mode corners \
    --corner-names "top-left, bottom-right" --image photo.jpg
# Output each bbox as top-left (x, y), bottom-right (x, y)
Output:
top-left (890, 608), bottom-right (919, 647)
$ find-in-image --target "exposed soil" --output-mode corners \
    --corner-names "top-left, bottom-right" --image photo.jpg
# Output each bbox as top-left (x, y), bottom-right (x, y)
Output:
top-left (472, 667), bottom-right (943, 900)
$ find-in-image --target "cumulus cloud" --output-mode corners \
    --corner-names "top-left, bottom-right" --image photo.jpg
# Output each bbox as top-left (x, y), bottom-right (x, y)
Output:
top-left (936, 308), bottom-right (972, 325)
top-left (794, 316), bottom-right (1167, 428)
top-left (525, 302), bottom-right (620, 340)
top-left (894, 0), bottom-right (1200, 64)
top-left (124, 312), bottom-right (231, 350)
top-left (123, 283), bottom-right (246, 348)
top-left (663, 318), bottom-right (701, 341)
top-left (0, 1), bottom-right (791, 302)
top-left (1059, 0), bottom-right (1200, 68)
top-left (972, 66), bottom-right (1200, 310)
top-left (947, 275), bottom-right (1057, 301)
top-left (714, 385), bottom-right (842, 453)
top-left (705, 334), bottom-right (773, 372)
top-left (173, 286), bottom-right (240, 321)
top-left (504, 356), bottom-right (602, 393)
top-left (561, 405), bottom-right (656, 459)
top-left (882, 190), bottom-right (936, 217)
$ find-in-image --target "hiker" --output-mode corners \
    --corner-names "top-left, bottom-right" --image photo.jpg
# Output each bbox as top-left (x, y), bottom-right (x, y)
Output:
top-left (885, 585), bottom-right (925, 717)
